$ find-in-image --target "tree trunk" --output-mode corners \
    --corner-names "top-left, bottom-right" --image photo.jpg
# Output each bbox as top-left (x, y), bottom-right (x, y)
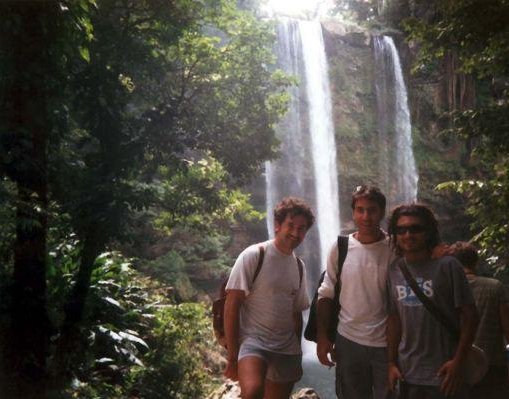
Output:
top-left (0, 2), bottom-right (61, 398)
top-left (49, 235), bottom-right (104, 388)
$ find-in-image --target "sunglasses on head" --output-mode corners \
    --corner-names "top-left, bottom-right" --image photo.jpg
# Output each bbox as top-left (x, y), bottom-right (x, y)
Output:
top-left (395, 224), bottom-right (426, 235)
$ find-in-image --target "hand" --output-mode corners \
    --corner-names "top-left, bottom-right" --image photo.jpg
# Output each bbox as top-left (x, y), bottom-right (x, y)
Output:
top-left (431, 243), bottom-right (450, 259)
top-left (224, 359), bottom-right (238, 381)
top-left (387, 363), bottom-right (403, 392)
top-left (438, 359), bottom-right (463, 396)
top-left (317, 337), bottom-right (335, 367)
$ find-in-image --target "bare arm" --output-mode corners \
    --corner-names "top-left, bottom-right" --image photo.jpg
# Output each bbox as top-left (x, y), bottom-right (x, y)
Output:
top-left (387, 312), bottom-right (403, 392)
top-left (499, 302), bottom-right (509, 344)
top-left (316, 297), bottom-right (335, 366)
top-left (223, 289), bottom-right (245, 381)
top-left (438, 303), bottom-right (478, 395)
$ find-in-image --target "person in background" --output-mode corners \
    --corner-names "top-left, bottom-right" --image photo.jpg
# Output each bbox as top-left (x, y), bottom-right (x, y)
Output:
top-left (316, 185), bottom-right (395, 399)
top-left (448, 241), bottom-right (509, 399)
top-left (223, 197), bottom-right (314, 399)
top-left (386, 204), bottom-right (477, 399)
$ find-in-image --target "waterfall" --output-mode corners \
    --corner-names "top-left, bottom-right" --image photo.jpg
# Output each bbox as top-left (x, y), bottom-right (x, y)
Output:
top-left (300, 21), bottom-right (340, 269)
top-left (373, 35), bottom-right (418, 206)
top-left (266, 19), bottom-right (340, 283)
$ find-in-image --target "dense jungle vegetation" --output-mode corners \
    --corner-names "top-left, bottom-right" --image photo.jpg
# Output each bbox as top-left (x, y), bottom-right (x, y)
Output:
top-left (0, 0), bottom-right (288, 397)
top-left (1, 1), bottom-right (508, 398)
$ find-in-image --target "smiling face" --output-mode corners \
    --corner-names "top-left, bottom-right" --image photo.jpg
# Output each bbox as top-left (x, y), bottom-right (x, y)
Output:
top-left (352, 198), bottom-right (385, 236)
top-left (274, 214), bottom-right (309, 255)
top-left (395, 215), bottom-right (429, 255)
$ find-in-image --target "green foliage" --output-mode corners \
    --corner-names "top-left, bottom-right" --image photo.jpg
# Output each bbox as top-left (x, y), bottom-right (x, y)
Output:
top-left (436, 163), bottom-right (509, 276)
top-left (332, 0), bottom-right (379, 22)
top-left (404, 0), bottom-right (509, 273)
top-left (140, 228), bottom-right (234, 301)
top-left (154, 155), bottom-right (263, 233)
top-left (129, 303), bottom-right (212, 399)
top-left (48, 246), bottom-right (215, 398)
top-left (1, 0), bottom-right (289, 395)
top-left (47, 248), bottom-right (152, 380)
top-left (48, 0), bottom-right (285, 250)
top-left (142, 250), bottom-right (197, 301)
top-left (404, 1), bottom-right (509, 78)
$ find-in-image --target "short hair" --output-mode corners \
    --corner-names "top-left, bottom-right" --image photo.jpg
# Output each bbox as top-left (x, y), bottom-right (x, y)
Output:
top-left (273, 197), bottom-right (315, 230)
top-left (388, 204), bottom-right (440, 255)
top-left (351, 185), bottom-right (386, 212)
top-left (448, 241), bottom-right (479, 270)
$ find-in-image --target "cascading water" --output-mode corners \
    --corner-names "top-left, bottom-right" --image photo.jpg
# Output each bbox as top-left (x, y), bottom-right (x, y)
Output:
top-left (265, 19), bottom-right (308, 239)
top-left (374, 35), bottom-right (418, 205)
top-left (300, 21), bottom-right (340, 266)
top-left (265, 19), bottom-right (340, 281)
top-left (265, 19), bottom-right (340, 398)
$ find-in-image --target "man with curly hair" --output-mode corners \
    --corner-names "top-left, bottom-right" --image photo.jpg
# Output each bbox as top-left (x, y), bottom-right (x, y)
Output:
top-left (224, 197), bottom-right (315, 399)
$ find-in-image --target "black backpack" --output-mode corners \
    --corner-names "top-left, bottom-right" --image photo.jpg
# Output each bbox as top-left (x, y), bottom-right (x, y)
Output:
top-left (304, 235), bottom-right (349, 342)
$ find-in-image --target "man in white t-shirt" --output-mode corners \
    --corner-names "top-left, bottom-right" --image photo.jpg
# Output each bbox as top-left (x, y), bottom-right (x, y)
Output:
top-left (224, 197), bottom-right (315, 399)
top-left (316, 185), bottom-right (395, 399)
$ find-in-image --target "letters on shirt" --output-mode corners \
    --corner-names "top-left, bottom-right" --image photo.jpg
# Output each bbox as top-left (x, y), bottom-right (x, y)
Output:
top-left (396, 278), bottom-right (433, 306)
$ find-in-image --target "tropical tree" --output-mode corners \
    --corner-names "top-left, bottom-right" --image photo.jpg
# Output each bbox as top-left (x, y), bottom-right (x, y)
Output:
top-left (0, 0), bottom-right (289, 396)
top-left (403, 0), bottom-right (509, 274)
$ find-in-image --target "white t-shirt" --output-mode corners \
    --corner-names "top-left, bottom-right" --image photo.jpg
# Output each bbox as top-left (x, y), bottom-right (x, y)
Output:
top-left (226, 240), bottom-right (310, 354)
top-left (318, 233), bottom-right (396, 347)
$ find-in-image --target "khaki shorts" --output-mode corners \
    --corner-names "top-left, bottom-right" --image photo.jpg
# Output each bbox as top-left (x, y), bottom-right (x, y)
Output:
top-left (238, 341), bottom-right (303, 383)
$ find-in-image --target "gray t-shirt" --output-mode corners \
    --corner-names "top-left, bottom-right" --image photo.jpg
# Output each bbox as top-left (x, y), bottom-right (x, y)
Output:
top-left (387, 256), bottom-right (474, 386)
top-left (226, 240), bottom-right (310, 354)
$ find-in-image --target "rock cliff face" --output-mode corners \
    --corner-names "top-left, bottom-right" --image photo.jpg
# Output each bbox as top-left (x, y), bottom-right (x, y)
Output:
top-left (235, 18), bottom-right (472, 265)
top-left (321, 20), bottom-right (378, 229)
top-left (320, 19), bottom-right (471, 239)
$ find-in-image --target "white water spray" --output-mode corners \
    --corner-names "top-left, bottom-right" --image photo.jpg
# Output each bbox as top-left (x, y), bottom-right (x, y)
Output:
top-left (374, 36), bottom-right (418, 204)
top-left (300, 20), bottom-right (340, 266)
top-left (266, 19), bottom-right (340, 272)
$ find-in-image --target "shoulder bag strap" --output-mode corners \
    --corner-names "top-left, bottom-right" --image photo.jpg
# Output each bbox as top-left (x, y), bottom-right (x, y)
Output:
top-left (334, 235), bottom-right (349, 296)
top-left (398, 260), bottom-right (460, 340)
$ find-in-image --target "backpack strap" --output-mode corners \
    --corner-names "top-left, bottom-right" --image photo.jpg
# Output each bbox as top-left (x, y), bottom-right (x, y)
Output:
top-left (296, 257), bottom-right (304, 288)
top-left (334, 235), bottom-right (349, 295)
top-left (252, 245), bottom-right (265, 283)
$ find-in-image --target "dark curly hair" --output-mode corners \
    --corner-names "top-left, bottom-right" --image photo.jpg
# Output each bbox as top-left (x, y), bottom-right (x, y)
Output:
top-left (388, 204), bottom-right (440, 255)
top-left (273, 197), bottom-right (315, 230)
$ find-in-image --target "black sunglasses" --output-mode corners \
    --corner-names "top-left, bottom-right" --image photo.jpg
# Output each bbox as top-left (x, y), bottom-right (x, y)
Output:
top-left (395, 224), bottom-right (426, 235)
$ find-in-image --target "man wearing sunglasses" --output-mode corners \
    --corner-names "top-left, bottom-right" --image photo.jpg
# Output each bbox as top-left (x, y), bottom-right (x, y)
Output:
top-left (316, 185), bottom-right (395, 399)
top-left (386, 204), bottom-right (477, 399)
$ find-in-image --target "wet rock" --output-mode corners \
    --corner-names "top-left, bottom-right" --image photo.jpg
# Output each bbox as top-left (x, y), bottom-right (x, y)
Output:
top-left (207, 380), bottom-right (241, 399)
top-left (207, 382), bottom-right (320, 399)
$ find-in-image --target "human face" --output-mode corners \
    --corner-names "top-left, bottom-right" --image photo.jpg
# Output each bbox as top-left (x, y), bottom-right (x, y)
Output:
top-left (395, 215), bottom-right (428, 255)
top-left (274, 214), bottom-right (309, 255)
top-left (352, 198), bottom-right (384, 235)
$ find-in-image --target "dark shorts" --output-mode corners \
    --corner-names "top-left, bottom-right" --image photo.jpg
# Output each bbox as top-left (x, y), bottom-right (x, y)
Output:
top-left (238, 341), bottom-right (303, 383)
